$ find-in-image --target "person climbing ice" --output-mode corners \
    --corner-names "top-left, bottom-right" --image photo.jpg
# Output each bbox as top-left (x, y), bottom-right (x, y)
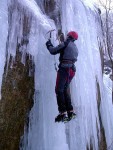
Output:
top-left (46, 31), bottom-right (78, 123)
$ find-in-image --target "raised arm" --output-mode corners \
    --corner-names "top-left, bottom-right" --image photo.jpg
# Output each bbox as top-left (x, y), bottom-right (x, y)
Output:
top-left (46, 40), bottom-right (66, 55)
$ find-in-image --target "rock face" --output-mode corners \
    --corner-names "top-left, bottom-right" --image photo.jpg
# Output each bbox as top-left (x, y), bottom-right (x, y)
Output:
top-left (0, 51), bottom-right (34, 150)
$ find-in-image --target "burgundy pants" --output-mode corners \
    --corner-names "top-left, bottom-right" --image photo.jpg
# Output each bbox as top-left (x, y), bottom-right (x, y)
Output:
top-left (55, 67), bottom-right (75, 113)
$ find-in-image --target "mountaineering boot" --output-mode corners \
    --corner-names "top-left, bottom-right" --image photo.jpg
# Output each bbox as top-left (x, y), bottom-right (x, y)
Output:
top-left (68, 111), bottom-right (76, 121)
top-left (62, 113), bottom-right (69, 123)
top-left (55, 113), bottom-right (68, 123)
top-left (55, 114), bottom-right (62, 122)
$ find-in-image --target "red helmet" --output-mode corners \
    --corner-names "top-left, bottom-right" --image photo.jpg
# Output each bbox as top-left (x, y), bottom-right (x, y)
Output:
top-left (67, 31), bottom-right (78, 40)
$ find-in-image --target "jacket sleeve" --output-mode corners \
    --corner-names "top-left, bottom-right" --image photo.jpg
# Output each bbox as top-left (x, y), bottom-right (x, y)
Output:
top-left (47, 42), bottom-right (66, 55)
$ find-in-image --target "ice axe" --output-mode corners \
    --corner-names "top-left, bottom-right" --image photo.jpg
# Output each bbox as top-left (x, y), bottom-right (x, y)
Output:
top-left (45, 29), bottom-right (55, 40)
top-left (45, 29), bottom-right (58, 72)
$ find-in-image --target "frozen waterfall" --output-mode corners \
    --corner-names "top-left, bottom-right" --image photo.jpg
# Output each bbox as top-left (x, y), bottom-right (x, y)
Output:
top-left (0, 0), bottom-right (8, 99)
top-left (0, 0), bottom-right (112, 150)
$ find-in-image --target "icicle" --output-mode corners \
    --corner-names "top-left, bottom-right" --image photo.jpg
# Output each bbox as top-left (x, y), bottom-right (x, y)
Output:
top-left (0, 0), bottom-right (8, 99)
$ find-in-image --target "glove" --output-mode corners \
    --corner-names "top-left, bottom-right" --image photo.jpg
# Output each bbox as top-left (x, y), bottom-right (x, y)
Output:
top-left (46, 39), bottom-right (53, 49)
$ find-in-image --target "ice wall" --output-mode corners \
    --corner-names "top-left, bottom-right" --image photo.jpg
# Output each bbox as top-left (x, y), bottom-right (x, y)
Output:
top-left (7, 0), bottom-right (53, 61)
top-left (19, 0), bottom-right (69, 149)
top-left (0, 0), bottom-right (112, 150)
top-left (0, 0), bottom-right (8, 99)
top-left (21, 0), bottom-right (101, 150)
top-left (5, 0), bottom-right (68, 149)
top-left (101, 75), bottom-right (113, 149)
top-left (20, 0), bottom-right (113, 150)
top-left (61, 0), bottom-right (101, 149)
top-left (61, 1), bottom-right (113, 149)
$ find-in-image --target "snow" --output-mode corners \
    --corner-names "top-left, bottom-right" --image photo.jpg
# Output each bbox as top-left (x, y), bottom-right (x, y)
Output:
top-left (0, 0), bottom-right (8, 99)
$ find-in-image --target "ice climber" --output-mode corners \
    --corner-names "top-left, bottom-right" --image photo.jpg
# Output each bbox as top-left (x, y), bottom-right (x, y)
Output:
top-left (46, 31), bottom-right (78, 123)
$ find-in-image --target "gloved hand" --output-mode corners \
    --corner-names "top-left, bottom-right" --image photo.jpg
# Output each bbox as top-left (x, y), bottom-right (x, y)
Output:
top-left (46, 39), bottom-right (53, 49)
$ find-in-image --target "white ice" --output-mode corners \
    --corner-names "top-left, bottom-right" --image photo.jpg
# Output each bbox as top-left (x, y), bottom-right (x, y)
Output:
top-left (19, 0), bottom-right (113, 149)
top-left (0, 0), bottom-right (8, 99)
top-left (61, 0), bottom-right (101, 149)
top-left (101, 75), bottom-right (113, 149)
top-left (0, 0), bottom-right (113, 150)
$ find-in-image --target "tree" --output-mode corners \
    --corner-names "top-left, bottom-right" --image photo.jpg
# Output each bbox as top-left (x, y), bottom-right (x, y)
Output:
top-left (98, 0), bottom-right (113, 64)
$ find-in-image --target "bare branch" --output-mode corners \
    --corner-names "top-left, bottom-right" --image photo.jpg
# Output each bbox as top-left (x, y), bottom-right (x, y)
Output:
top-left (105, 0), bottom-right (107, 7)
top-left (99, 0), bottom-right (106, 8)
top-left (109, 6), bottom-right (113, 10)
top-left (99, 0), bottom-right (113, 64)
top-left (108, 0), bottom-right (111, 10)
top-left (99, 0), bottom-right (113, 10)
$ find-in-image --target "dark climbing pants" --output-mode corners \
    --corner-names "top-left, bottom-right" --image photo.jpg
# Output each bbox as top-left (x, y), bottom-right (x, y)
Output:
top-left (55, 66), bottom-right (75, 113)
